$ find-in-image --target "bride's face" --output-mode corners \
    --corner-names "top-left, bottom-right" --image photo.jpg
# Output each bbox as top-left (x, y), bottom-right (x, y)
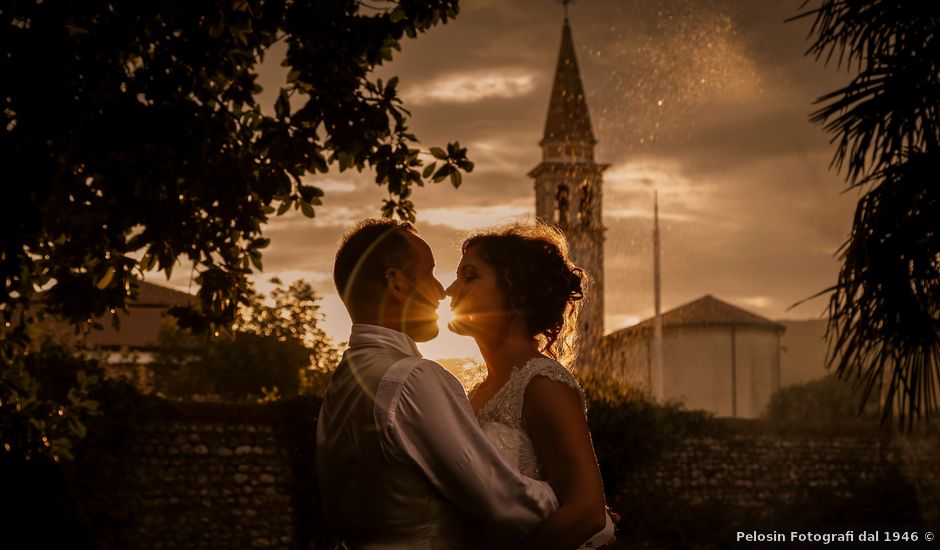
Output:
top-left (445, 246), bottom-right (512, 338)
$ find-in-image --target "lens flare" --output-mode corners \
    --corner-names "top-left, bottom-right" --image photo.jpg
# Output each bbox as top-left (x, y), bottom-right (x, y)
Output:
top-left (438, 297), bottom-right (456, 335)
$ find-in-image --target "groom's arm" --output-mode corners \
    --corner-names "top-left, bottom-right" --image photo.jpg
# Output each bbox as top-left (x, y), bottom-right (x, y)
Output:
top-left (375, 358), bottom-right (558, 537)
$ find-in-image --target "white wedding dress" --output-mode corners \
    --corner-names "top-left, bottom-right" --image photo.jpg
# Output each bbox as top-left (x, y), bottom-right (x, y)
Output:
top-left (472, 357), bottom-right (615, 548)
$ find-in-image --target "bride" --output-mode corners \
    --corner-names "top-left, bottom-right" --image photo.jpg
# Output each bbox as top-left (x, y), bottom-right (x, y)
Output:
top-left (445, 222), bottom-right (615, 549)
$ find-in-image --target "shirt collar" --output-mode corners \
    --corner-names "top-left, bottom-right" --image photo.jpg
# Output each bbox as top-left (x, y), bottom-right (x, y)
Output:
top-left (348, 324), bottom-right (422, 358)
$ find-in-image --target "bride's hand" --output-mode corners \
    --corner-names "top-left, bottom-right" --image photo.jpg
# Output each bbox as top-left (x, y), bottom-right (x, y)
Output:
top-left (606, 505), bottom-right (621, 525)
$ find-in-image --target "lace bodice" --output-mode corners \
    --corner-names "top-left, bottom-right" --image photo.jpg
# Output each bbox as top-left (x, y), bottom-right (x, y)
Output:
top-left (472, 357), bottom-right (615, 549)
top-left (471, 357), bottom-right (584, 479)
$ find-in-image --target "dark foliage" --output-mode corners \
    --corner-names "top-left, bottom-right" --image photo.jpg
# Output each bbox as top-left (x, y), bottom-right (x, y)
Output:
top-left (149, 277), bottom-right (340, 401)
top-left (150, 329), bottom-right (310, 401)
top-left (764, 375), bottom-right (880, 422)
top-left (1, 0), bottom-right (470, 459)
top-left (581, 372), bottom-right (712, 496)
top-left (794, 0), bottom-right (940, 428)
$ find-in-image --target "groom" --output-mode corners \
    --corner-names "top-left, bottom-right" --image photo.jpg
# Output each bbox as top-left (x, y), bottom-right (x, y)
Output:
top-left (316, 218), bottom-right (558, 549)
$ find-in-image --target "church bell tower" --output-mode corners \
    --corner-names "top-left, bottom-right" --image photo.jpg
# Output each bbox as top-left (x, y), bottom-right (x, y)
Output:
top-left (528, 12), bottom-right (607, 368)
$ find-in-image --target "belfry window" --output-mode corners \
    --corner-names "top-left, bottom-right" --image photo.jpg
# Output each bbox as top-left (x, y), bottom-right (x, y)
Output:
top-left (555, 185), bottom-right (570, 228)
top-left (578, 181), bottom-right (592, 226)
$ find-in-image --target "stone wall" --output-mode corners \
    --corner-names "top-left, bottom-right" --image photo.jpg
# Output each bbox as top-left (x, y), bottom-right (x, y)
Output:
top-left (60, 396), bottom-right (325, 550)
top-left (40, 398), bottom-right (939, 549)
top-left (619, 420), bottom-right (899, 514)
top-left (612, 419), bottom-right (939, 547)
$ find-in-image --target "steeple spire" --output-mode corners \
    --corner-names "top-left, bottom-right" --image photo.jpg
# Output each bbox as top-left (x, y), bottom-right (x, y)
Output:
top-left (541, 13), bottom-right (595, 149)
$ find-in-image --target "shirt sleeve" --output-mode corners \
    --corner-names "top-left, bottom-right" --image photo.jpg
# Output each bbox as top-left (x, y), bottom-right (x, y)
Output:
top-left (376, 358), bottom-right (559, 538)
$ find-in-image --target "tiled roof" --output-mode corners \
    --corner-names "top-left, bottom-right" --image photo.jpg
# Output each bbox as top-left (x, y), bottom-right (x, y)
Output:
top-left (84, 282), bottom-right (193, 350)
top-left (136, 281), bottom-right (193, 307)
top-left (84, 308), bottom-right (169, 350)
top-left (607, 295), bottom-right (785, 339)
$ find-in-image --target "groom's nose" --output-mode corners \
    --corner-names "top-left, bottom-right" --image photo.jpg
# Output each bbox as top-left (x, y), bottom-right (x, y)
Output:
top-left (433, 278), bottom-right (446, 301)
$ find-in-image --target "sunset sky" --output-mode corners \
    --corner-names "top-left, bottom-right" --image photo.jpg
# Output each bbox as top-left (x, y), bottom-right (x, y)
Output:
top-left (148, 0), bottom-right (859, 361)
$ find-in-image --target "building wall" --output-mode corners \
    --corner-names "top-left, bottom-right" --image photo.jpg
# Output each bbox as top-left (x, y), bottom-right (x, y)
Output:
top-left (664, 327), bottom-right (736, 416)
top-left (603, 326), bottom-right (781, 418)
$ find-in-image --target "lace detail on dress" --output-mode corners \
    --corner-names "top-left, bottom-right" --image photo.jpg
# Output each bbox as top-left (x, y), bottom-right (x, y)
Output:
top-left (474, 357), bottom-right (584, 479)
top-left (477, 357), bottom-right (583, 428)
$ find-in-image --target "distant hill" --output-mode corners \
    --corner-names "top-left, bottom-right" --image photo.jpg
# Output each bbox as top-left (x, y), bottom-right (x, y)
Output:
top-left (777, 319), bottom-right (829, 387)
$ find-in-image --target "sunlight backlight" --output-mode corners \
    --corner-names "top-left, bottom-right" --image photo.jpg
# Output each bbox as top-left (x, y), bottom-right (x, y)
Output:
top-left (404, 70), bottom-right (537, 105)
top-left (418, 205), bottom-right (531, 231)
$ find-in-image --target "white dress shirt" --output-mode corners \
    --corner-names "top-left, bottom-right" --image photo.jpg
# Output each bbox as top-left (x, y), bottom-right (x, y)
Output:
top-left (317, 324), bottom-right (558, 547)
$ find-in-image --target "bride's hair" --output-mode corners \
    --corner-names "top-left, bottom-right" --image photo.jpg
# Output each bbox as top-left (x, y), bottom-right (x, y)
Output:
top-left (461, 221), bottom-right (585, 367)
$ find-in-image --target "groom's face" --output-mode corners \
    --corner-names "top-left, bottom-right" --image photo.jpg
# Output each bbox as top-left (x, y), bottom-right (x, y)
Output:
top-left (394, 232), bottom-right (446, 342)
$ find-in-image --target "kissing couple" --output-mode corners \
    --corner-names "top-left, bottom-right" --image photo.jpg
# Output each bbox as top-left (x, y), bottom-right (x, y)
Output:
top-left (316, 218), bottom-right (616, 549)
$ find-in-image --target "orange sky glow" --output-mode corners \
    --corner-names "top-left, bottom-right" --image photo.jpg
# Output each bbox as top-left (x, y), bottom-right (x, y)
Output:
top-left (146, 0), bottom-right (858, 363)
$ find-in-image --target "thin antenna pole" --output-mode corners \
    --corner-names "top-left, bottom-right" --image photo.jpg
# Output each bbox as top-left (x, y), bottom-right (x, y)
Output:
top-left (652, 189), bottom-right (665, 401)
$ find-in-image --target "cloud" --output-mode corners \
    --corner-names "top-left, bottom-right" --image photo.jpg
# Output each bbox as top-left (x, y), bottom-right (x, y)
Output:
top-left (403, 69), bottom-right (539, 105)
top-left (314, 179), bottom-right (357, 193)
top-left (418, 204), bottom-right (531, 231)
top-left (153, 0), bottom-right (864, 348)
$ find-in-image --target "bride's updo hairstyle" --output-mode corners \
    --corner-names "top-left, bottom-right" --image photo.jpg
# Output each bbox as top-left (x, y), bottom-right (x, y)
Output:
top-left (462, 221), bottom-right (585, 366)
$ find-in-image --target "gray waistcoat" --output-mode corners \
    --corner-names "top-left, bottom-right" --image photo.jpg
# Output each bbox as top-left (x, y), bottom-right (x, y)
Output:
top-left (315, 344), bottom-right (480, 549)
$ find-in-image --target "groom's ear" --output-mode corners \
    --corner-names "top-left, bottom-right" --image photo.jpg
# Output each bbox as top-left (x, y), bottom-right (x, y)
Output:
top-left (385, 268), bottom-right (412, 301)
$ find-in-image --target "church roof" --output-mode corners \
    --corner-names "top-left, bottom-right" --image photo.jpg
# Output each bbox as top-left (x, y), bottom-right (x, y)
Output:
top-left (607, 295), bottom-right (785, 339)
top-left (541, 19), bottom-right (596, 146)
top-left (135, 281), bottom-right (193, 307)
top-left (84, 282), bottom-right (193, 350)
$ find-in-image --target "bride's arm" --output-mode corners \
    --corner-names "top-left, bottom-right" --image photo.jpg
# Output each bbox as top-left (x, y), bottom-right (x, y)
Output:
top-left (521, 376), bottom-right (610, 549)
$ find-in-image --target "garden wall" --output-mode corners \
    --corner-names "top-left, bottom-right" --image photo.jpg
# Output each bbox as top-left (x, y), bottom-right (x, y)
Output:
top-left (14, 396), bottom-right (938, 549)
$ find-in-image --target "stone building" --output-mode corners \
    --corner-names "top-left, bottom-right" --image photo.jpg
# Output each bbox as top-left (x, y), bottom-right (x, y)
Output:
top-left (601, 295), bottom-right (784, 418)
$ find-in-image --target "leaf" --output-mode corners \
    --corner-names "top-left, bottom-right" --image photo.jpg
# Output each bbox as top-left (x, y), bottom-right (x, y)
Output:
top-left (96, 267), bottom-right (116, 289)
top-left (386, 76), bottom-right (400, 94)
top-left (276, 199), bottom-right (291, 216)
top-left (298, 185), bottom-right (323, 203)
top-left (275, 89), bottom-right (290, 119)
top-left (250, 238), bottom-right (270, 249)
top-left (72, 420), bottom-right (87, 439)
top-left (422, 163), bottom-right (436, 178)
top-left (449, 170), bottom-right (462, 188)
top-left (429, 147), bottom-right (448, 160)
top-left (208, 11), bottom-right (225, 39)
top-left (300, 201), bottom-right (315, 218)
top-left (432, 165), bottom-right (452, 183)
top-left (51, 439), bottom-right (74, 460)
top-left (389, 7), bottom-right (406, 23)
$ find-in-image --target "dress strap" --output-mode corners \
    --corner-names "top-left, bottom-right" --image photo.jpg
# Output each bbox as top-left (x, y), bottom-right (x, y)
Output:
top-left (512, 357), bottom-right (585, 425)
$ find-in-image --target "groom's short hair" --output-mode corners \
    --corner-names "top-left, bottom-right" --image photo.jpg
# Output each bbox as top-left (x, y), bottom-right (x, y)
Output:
top-left (334, 218), bottom-right (417, 315)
